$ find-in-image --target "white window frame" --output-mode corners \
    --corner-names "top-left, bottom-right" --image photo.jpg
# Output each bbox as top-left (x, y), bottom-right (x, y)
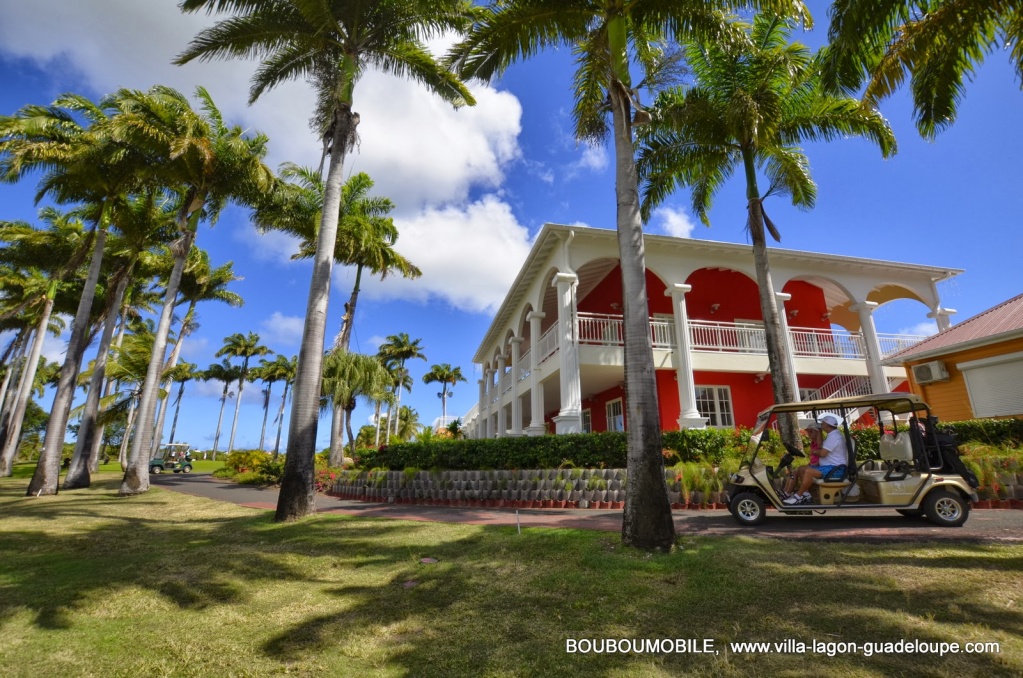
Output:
top-left (957, 351), bottom-right (1023, 417)
top-left (694, 386), bottom-right (735, 428)
top-left (581, 408), bottom-right (592, 434)
top-left (606, 398), bottom-right (625, 432)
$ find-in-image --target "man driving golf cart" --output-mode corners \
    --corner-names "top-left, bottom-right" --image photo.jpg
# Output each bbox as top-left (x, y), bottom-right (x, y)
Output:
top-left (726, 393), bottom-right (978, 527)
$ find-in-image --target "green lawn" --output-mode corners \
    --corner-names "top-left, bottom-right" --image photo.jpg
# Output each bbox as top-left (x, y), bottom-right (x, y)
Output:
top-left (0, 473), bottom-right (1020, 677)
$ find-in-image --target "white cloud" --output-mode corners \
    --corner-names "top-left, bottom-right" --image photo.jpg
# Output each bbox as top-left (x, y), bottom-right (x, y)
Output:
top-left (359, 195), bottom-right (533, 314)
top-left (236, 224), bottom-right (302, 265)
top-left (897, 321), bottom-right (939, 337)
top-left (366, 335), bottom-right (387, 352)
top-left (652, 207), bottom-right (698, 239)
top-left (41, 331), bottom-right (68, 364)
top-left (179, 336), bottom-right (209, 361)
top-left (259, 312), bottom-right (305, 347)
top-left (0, 0), bottom-right (522, 212)
top-left (574, 144), bottom-right (609, 173)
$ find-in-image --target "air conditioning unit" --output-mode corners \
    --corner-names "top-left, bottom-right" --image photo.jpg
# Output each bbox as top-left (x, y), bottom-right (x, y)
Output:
top-left (911, 360), bottom-right (949, 385)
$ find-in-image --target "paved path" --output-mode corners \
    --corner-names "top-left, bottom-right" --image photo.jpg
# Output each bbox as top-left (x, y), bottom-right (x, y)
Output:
top-left (151, 473), bottom-right (1023, 543)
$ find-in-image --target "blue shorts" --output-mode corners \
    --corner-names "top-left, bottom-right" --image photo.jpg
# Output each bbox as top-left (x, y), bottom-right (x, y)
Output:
top-left (813, 465), bottom-right (844, 480)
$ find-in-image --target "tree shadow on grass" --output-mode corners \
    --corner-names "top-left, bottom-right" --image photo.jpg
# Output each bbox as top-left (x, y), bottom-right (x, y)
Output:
top-left (259, 532), bottom-right (1023, 678)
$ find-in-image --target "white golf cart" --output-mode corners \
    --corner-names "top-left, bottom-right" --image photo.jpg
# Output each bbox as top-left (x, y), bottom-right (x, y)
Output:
top-left (727, 393), bottom-right (979, 528)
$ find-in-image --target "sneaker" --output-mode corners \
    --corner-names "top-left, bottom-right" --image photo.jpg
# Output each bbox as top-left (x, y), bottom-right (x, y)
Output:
top-left (797, 492), bottom-right (812, 504)
top-left (782, 494), bottom-right (801, 505)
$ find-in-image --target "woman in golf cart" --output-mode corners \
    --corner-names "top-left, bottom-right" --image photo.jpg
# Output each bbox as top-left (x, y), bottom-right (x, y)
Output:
top-left (782, 414), bottom-right (847, 505)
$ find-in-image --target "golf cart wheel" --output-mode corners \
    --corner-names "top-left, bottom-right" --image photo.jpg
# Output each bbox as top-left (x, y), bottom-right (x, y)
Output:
top-left (896, 508), bottom-right (925, 518)
top-left (182, 465), bottom-right (192, 473)
top-left (923, 489), bottom-right (969, 527)
top-left (730, 492), bottom-right (766, 526)
top-left (151, 466), bottom-right (162, 474)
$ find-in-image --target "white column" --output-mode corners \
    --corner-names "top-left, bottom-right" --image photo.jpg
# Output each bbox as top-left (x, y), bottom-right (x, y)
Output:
top-left (776, 292), bottom-right (801, 402)
top-left (852, 301), bottom-right (887, 393)
top-left (666, 284), bottom-right (708, 429)
top-left (927, 307), bottom-right (956, 333)
top-left (509, 337), bottom-right (524, 436)
top-left (476, 378), bottom-right (485, 439)
top-left (484, 368), bottom-right (496, 438)
top-left (526, 311), bottom-right (546, 436)
top-left (495, 354), bottom-right (507, 437)
top-left (552, 273), bottom-right (582, 433)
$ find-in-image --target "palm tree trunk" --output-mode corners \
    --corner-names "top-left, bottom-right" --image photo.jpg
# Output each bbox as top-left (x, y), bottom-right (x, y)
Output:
top-left (742, 148), bottom-right (800, 449)
top-left (273, 381), bottom-right (289, 460)
top-left (65, 271), bottom-right (129, 489)
top-left (608, 81), bottom-right (675, 551)
top-left (0, 333), bottom-right (29, 447)
top-left (334, 264), bottom-right (363, 352)
top-left (441, 384), bottom-right (449, 423)
top-left (212, 385), bottom-right (229, 459)
top-left (373, 400), bottom-right (382, 447)
top-left (226, 360), bottom-right (247, 454)
top-left (344, 402), bottom-right (356, 462)
top-left (151, 302), bottom-right (195, 455)
top-left (329, 405), bottom-right (344, 467)
top-left (0, 332), bottom-right (26, 420)
top-left (258, 383), bottom-right (272, 450)
top-left (29, 223), bottom-right (109, 497)
top-left (169, 380), bottom-right (186, 445)
top-left (121, 203), bottom-right (201, 496)
top-left (118, 397), bottom-right (138, 471)
top-left (276, 104), bottom-right (358, 522)
top-left (1, 295), bottom-right (54, 477)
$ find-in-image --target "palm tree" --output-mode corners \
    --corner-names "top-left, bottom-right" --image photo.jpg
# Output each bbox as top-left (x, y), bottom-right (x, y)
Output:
top-left (448, 0), bottom-right (811, 550)
top-left (638, 14), bottom-right (896, 448)
top-left (65, 192), bottom-right (178, 488)
top-left (377, 333), bottom-right (426, 438)
top-left (117, 85), bottom-right (272, 497)
top-left (165, 361), bottom-right (198, 446)
top-left (422, 363), bottom-right (467, 427)
top-left (1, 92), bottom-right (152, 496)
top-left (265, 355), bottom-right (298, 459)
top-left (824, 0), bottom-right (1023, 139)
top-left (321, 349), bottom-right (392, 465)
top-left (256, 166), bottom-right (422, 353)
top-left (216, 332), bottom-right (272, 453)
top-left (0, 210), bottom-right (88, 477)
top-left (177, 0), bottom-right (476, 522)
top-left (149, 250), bottom-right (244, 456)
top-left (395, 405), bottom-right (421, 443)
top-left (201, 359), bottom-right (243, 460)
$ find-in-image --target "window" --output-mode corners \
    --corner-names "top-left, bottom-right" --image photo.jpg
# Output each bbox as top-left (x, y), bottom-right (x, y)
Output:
top-left (958, 352), bottom-right (1023, 417)
top-left (606, 398), bottom-right (624, 432)
top-left (799, 388), bottom-right (817, 401)
top-left (695, 386), bottom-right (734, 428)
top-left (581, 409), bottom-right (592, 434)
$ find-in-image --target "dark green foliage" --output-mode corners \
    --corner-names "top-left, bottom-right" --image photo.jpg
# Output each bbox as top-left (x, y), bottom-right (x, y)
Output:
top-left (363, 429), bottom-right (751, 470)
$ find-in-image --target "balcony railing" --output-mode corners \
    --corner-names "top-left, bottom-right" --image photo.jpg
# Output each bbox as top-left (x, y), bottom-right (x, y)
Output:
top-left (537, 322), bottom-right (559, 365)
top-left (577, 314), bottom-right (924, 360)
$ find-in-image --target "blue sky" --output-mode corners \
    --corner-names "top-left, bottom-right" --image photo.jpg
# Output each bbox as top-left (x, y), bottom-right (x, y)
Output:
top-left (1, 1), bottom-right (1021, 452)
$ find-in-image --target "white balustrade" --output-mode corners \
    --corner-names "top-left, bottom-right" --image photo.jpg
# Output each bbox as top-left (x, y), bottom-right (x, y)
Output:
top-left (537, 322), bottom-right (559, 365)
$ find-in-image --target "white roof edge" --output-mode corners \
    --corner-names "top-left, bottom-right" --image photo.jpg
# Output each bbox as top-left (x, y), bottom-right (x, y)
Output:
top-left (473, 223), bottom-right (963, 364)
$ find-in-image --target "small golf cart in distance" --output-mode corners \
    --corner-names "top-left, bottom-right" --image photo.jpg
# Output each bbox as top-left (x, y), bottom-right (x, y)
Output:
top-left (149, 443), bottom-right (193, 474)
top-left (726, 393), bottom-right (979, 527)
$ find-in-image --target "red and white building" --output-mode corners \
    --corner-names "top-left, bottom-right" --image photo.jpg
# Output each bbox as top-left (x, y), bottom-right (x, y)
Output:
top-left (464, 223), bottom-right (961, 437)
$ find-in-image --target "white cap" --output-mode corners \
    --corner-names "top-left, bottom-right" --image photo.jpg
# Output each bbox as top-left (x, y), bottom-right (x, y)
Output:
top-left (818, 414), bottom-right (840, 427)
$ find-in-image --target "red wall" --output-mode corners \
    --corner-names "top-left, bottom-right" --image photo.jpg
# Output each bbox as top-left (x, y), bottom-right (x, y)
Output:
top-left (577, 266), bottom-right (672, 315)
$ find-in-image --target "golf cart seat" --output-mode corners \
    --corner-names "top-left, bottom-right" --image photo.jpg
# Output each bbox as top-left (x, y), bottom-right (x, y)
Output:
top-left (879, 432), bottom-right (913, 480)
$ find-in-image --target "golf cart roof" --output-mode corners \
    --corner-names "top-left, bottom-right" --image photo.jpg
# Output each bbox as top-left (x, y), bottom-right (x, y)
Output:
top-left (759, 392), bottom-right (929, 418)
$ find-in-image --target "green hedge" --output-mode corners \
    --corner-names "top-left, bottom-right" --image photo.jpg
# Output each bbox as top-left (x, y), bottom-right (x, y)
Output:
top-left (360, 429), bottom-right (752, 471)
top-left (359, 417), bottom-right (1022, 471)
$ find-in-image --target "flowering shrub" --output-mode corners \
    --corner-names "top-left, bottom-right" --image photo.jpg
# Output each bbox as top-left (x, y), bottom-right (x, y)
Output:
top-left (314, 468), bottom-right (339, 494)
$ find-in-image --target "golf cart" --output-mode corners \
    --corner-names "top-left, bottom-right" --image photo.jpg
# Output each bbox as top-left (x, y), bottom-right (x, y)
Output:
top-left (726, 393), bottom-right (979, 528)
top-left (149, 443), bottom-right (193, 474)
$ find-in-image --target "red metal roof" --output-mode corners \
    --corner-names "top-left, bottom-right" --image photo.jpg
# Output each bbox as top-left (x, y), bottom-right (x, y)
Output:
top-left (888, 292), bottom-right (1023, 362)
